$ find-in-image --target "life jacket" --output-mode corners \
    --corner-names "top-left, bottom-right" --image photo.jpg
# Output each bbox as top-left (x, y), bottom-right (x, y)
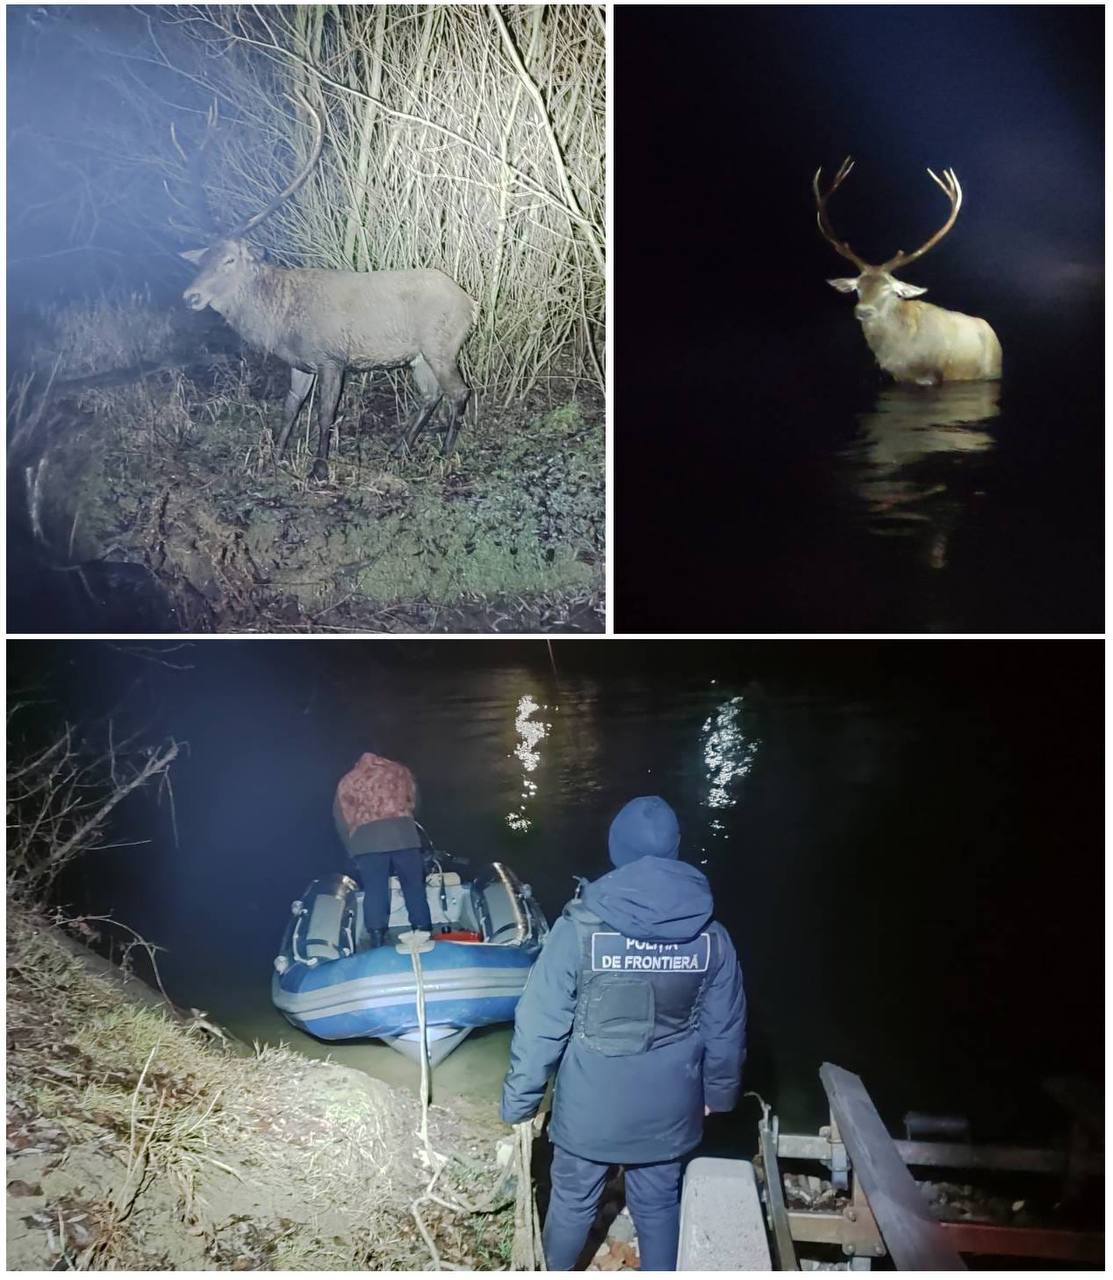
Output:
top-left (563, 896), bottom-right (712, 1057)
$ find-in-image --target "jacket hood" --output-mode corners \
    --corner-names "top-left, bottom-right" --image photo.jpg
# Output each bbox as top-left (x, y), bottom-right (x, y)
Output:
top-left (608, 795), bottom-right (681, 867)
top-left (581, 857), bottom-right (713, 943)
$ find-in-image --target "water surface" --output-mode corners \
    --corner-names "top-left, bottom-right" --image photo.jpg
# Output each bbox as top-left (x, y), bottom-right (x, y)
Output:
top-left (23, 640), bottom-right (1101, 1151)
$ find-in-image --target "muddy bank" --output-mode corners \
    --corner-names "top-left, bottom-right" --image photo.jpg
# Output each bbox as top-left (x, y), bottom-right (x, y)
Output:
top-left (6, 903), bottom-right (520, 1270)
top-left (10, 342), bottom-right (604, 633)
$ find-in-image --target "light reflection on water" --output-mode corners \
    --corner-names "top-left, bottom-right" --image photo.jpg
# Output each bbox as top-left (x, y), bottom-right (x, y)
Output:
top-left (700, 695), bottom-right (760, 849)
top-left (840, 382), bottom-right (1000, 571)
top-left (506, 694), bottom-right (553, 832)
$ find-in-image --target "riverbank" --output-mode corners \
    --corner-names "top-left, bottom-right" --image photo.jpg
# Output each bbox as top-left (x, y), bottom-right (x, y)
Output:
top-left (8, 306), bottom-right (604, 634)
top-left (6, 902), bottom-right (519, 1270)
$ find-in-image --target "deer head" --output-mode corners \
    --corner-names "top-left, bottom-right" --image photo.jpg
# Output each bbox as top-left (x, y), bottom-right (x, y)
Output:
top-left (813, 157), bottom-right (963, 322)
top-left (177, 90), bottom-right (325, 308)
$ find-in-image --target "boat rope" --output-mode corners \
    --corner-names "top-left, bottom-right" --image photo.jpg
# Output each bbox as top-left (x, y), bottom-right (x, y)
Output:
top-left (396, 929), bottom-right (546, 1270)
top-left (398, 931), bottom-right (436, 1153)
top-left (510, 1116), bottom-right (546, 1270)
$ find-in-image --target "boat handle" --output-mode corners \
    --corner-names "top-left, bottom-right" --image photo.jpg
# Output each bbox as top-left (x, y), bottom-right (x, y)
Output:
top-left (290, 907), bottom-right (310, 965)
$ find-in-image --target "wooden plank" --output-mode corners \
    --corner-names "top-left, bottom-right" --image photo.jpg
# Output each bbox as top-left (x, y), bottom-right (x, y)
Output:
top-left (938, 1223), bottom-right (1105, 1265)
top-left (759, 1118), bottom-right (798, 1270)
top-left (819, 1062), bottom-right (967, 1271)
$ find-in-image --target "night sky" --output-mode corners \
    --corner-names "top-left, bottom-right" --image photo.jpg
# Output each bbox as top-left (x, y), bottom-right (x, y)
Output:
top-left (614, 5), bottom-right (1104, 632)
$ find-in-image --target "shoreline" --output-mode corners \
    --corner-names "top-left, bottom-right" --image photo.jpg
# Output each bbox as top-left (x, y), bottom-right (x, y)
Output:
top-left (6, 900), bottom-right (517, 1270)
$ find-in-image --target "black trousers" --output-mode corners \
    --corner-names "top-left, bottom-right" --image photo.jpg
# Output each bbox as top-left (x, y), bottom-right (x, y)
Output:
top-left (351, 848), bottom-right (431, 934)
top-left (544, 1145), bottom-right (683, 1270)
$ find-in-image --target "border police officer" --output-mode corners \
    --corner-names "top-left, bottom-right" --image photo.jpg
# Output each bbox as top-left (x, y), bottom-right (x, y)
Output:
top-left (501, 795), bottom-right (747, 1270)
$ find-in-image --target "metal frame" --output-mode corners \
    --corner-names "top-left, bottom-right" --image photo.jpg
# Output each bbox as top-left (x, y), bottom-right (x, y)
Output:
top-left (754, 1062), bottom-right (1104, 1270)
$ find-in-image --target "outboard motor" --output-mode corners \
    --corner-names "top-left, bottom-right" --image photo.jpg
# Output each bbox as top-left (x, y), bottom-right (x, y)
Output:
top-left (277, 874), bottom-right (359, 971)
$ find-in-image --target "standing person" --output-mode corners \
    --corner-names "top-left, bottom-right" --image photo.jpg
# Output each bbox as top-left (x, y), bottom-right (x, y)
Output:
top-left (501, 795), bottom-right (746, 1271)
top-left (334, 752), bottom-right (432, 948)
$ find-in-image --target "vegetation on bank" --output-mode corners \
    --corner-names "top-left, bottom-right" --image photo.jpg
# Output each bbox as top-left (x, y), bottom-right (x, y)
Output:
top-left (5, 710), bottom-right (522, 1270)
top-left (11, 297), bottom-right (604, 633)
top-left (6, 904), bottom-right (519, 1270)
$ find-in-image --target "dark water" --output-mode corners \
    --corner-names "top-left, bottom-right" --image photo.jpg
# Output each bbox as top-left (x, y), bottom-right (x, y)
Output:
top-left (614, 6), bottom-right (1103, 635)
top-left (16, 639), bottom-right (1102, 1152)
top-left (616, 320), bottom-right (1104, 634)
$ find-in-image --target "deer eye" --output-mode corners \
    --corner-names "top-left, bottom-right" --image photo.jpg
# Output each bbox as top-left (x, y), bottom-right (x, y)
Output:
top-left (223, 256), bottom-right (235, 266)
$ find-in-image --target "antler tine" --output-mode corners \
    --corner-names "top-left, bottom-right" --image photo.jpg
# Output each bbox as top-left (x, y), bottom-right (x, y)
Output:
top-left (813, 156), bottom-right (870, 271)
top-left (881, 166), bottom-right (963, 272)
top-left (229, 87), bottom-right (325, 239)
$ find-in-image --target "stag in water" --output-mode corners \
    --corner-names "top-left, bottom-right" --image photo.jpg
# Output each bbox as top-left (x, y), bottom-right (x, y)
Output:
top-left (813, 158), bottom-right (1001, 385)
top-left (178, 92), bottom-right (474, 480)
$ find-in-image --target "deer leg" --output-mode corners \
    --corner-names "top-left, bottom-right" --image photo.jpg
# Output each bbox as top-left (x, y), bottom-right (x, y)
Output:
top-left (312, 363), bottom-right (344, 481)
top-left (417, 353), bottom-right (470, 455)
top-left (441, 385), bottom-right (470, 455)
top-left (399, 355), bottom-right (443, 453)
top-left (276, 367), bottom-right (315, 457)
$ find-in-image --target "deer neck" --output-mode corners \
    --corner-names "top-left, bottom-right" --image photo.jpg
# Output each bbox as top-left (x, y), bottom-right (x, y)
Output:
top-left (858, 298), bottom-right (932, 378)
top-left (218, 263), bottom-right (290, 350)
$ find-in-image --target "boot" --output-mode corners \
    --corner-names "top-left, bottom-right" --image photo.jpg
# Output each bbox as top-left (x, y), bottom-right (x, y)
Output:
top-left (369, 928), bottom-right (388, 949)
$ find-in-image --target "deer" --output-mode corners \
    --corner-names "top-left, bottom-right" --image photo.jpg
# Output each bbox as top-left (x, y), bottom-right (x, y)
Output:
top-left (813, 158), bottom-right (1002, 386)
top-left (178, 92), bottom-right (475, 480)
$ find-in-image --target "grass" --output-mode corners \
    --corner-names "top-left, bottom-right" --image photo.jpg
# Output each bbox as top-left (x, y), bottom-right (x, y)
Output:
top-left (25, 292), bottom-right (180, 377)
top-left (11, 319), bottom-right (603, 632)
top-left (6, 900), bottom-right (517, 1270)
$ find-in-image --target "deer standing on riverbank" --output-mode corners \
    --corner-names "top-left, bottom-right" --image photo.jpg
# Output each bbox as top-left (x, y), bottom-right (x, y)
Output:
top-left (813, 158), bottom-right (1001, 385)
top-left (179, 92), bottom-right (474, 480)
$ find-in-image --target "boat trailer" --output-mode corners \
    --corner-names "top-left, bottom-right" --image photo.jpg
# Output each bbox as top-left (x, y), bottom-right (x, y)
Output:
top-left (679, 1061), bottom-right (1103, 1270)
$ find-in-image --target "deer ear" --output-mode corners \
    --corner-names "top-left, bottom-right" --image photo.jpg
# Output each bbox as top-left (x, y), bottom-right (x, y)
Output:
top-left (892, 281), bottom-right (928, 298)
top-left (827, 277), bottom-right (858, 294)
top-left (179, 248), bottom-right (205, 263)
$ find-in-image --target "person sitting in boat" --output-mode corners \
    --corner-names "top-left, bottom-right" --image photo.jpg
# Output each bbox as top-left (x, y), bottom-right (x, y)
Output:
top-left (500, 795), bottom-right (746, 1272)
top-left (333, 752), bottom-right (432, 949)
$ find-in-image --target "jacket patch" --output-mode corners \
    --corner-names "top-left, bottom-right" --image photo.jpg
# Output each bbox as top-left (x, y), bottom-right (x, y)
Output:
top-left (590, 932), bottom-right (710, 973)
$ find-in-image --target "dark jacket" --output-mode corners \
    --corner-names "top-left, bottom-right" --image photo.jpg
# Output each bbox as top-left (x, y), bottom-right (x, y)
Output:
top-left (501, 857), bottom-right (746, 1164)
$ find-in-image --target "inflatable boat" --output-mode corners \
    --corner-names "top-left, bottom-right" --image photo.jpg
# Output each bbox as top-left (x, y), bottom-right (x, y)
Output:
top-left (272, 857), bottom-right (547, 1063)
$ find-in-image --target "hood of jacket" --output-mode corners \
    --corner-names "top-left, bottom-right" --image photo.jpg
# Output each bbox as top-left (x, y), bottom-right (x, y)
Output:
top-left (580, 857), bottom-right (713, 943)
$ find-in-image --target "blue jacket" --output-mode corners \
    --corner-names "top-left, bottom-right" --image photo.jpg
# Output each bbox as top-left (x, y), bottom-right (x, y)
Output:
top-left (501, 857), bottom-right (746, 1164)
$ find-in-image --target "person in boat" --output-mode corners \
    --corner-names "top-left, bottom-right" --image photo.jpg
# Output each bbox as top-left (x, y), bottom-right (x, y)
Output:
top-left (333, 752), bottom-right (432, 949)
top-left (500, 795), bottom-right (746, 1272)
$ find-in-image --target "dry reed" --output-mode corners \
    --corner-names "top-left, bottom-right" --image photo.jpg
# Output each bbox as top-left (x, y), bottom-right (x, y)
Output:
top-left (154, 4), bottom-right (605, 404)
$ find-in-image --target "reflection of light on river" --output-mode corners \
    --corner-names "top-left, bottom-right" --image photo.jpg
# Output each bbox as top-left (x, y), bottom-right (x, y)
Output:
top-left (701, 696), bottom-right (759, 844)
top-left (506, 694), bottom-right (553, 832)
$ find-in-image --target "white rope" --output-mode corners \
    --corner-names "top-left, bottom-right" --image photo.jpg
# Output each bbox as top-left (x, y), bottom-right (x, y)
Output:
top-left (398, 929), bottom-right (545, 1270)
top-left (398, 931), bottom-right (435, 1153)
top-left (511, 1117), bottom-right (546, 1270)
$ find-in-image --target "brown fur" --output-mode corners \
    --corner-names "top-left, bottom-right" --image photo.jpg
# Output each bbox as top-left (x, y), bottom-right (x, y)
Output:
top-left (181, 239), bottom-right (475, 478)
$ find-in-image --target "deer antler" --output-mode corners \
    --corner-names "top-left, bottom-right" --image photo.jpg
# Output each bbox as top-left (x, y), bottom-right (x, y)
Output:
top-left (880, 167), bottom-right (963, 272)
top-left (812, 156), bottom-right (870, 272)
top-left (228, 88), bottom-right (325, 238)
top-left (169, 99), bottom-right (220, 238)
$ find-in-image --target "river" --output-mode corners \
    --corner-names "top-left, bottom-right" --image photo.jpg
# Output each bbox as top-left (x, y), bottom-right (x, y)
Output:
top-left (16, 639), bottom-right (1101, 1155)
